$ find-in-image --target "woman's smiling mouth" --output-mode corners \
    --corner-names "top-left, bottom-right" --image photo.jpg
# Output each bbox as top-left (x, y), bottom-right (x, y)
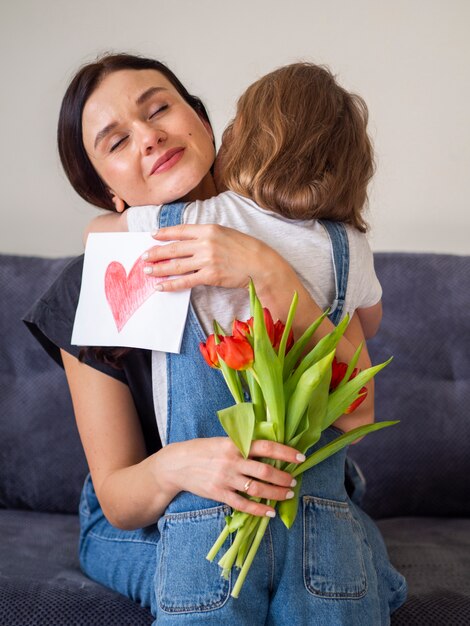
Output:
top-left (150, 148), bottom-right (185, 175)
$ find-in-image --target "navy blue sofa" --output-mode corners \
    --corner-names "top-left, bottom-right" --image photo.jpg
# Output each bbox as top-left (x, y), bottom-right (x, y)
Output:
top-left (0, 252), bottom-right (469, 625)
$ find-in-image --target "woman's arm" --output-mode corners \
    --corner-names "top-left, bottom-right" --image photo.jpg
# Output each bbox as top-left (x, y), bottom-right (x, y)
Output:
top-left (83, 211), bottom-right (128, 243)
top-left (61, 349), bottom-right (302, 530)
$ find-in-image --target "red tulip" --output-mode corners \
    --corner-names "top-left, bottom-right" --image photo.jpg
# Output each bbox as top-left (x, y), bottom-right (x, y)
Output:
top-left (199, 334), bottom-right (221, 368)
top-left (216, 336), bottom-right (254, 370)
top-left (232, 319), bottom-right (251, 341)
top-left (330, 357), bottom-right (368, 413)
top-left (344, 390), bottom-right (368, 414)
top-left (330, 358), bottom-right (351, 390)
top-left (262, 308), bottom-right (275, 345)
top-left (272, 320), bottom-right (294, 353)
top-left (247, 308), bottom-right (276, 346)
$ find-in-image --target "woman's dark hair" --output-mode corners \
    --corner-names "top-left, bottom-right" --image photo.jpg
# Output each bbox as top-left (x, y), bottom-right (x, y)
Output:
top-left (60, 53), bottom-right (214, 367)
top-left (58, 52), bottom-right (213, 212)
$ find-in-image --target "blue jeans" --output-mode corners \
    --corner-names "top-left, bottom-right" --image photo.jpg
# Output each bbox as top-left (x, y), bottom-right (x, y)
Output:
top-left (79, 473), bottom-right (159, 616)
top-left (79, 461), bottom-right (407, 625)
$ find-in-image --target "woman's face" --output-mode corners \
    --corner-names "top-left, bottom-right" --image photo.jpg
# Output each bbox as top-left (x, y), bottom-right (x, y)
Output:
top-left (82, 69), bottom-right (216, 208)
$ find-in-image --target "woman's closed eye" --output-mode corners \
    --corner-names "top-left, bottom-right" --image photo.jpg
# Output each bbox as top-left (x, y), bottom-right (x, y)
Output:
top-left (149, 104), bottom-right (169, 119)
top-left (108, 105), bottom-right (169, 152)
top-left (110, 135), bottom-right (128, 152)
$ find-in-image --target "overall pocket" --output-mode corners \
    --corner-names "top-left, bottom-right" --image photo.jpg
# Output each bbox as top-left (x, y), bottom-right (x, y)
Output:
top-left (157, 504), bottom-right (232, 614)
top-left (303, 495), bottom-right (368, 599)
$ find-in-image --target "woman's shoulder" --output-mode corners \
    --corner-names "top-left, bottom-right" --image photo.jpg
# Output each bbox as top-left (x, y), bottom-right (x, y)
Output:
top-left (22, 255), bottom-right (84, 364)
top-left (30, 254), bottom-right (84, 321)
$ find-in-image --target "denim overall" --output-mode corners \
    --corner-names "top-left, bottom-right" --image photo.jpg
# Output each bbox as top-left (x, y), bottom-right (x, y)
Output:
top-left (79, 203), bottom-right (407, 625)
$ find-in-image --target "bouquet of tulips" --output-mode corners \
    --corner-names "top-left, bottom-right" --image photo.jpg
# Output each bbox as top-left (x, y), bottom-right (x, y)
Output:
top-left (199, 281), bottom-right (397, 598)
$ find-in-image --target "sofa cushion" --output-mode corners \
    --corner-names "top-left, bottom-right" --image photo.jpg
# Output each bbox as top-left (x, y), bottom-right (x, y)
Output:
top-left (1, 510), bottom-right (468, 625)
top-left (0, 255), bottom-right (88, 513)
top-left (378, 517), bottom-right (470, 625)
top-left (0, 509), bottom-right (153, 625)
top-left (350, 253), bottom-right (470, 518)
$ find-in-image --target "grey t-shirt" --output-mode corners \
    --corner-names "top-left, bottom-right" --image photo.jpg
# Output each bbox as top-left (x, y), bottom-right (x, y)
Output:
top-left (127, 191), bottom-right (382, 444)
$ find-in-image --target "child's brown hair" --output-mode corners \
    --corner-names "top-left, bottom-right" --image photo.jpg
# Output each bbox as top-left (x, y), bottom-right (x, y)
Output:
top-left (220, 63), bottom-right (374, 232)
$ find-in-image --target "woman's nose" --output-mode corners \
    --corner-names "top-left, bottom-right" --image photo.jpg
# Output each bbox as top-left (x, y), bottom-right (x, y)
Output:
top-left (136, 123), bottom-right (166, 155)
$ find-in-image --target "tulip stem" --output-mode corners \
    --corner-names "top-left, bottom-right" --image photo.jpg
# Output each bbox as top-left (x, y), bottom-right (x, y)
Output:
top-left (235, 519), bottom-right (259, 569)
top-left (231, 514), bottom-right (271, 598)
top-left (206, 524), bottom-right (231, 563)
top-left (218, 516), bottom-right (258, 572)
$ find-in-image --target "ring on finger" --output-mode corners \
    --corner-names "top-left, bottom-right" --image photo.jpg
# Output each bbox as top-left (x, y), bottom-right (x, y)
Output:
top-left (243, 479), bottom-right (253, 493)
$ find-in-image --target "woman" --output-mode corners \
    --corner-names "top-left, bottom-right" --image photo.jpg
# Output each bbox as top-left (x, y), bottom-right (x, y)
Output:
top-left (25, 53), bottom-right (405, 624)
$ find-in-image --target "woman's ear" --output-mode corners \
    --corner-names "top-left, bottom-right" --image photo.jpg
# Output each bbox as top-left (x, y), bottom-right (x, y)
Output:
top-left (109, 192), bottom-right (126, 213)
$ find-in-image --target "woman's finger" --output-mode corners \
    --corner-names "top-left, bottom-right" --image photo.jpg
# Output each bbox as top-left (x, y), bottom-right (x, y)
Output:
top-left (143, 240), bottom-right (197, 263)
top-left (152, 223), bottom-right (221, 241)
top-left (222, 490), bottom-right (277, 518)
top-left (144, 256), bottom-right (196, 278)
top-left (249, 440), bottom-right (306, 465)
top-left (152, 274), bottom-right (201, 292)
top-left (239, 478), bottom-right (295, 503)
top-left (241, 459), bottom-right (297, 488)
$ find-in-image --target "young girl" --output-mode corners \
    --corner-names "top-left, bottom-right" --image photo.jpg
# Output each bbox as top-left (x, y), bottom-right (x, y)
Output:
top-left (88, 62), bottom-right (382, 430)
top-left (85, 62), bottom-right (406, 624)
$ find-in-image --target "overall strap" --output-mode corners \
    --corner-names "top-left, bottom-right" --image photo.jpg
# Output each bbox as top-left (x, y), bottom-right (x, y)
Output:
top-left (318, 221), bottom-right (365, 505)
top-left (158, 202), bottom-right (187, 228)
top-left (319, 220), bottom-right (350, 326)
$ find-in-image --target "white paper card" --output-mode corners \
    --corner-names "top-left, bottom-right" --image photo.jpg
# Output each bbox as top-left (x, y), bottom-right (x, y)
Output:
top-left (72, 233), bottom-right (190, 353)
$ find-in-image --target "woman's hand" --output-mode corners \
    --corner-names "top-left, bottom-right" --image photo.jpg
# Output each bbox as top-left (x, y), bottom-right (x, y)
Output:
top-left (142, 223), bottom-right (288, 293)
top-left (157, 437), bottom-right (304, 518)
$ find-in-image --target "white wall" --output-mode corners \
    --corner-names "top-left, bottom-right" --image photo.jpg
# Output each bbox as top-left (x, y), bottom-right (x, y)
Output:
top-left (1, 0), bottom-right (469, 256)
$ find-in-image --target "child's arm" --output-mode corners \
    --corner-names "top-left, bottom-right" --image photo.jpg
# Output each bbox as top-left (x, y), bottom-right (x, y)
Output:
top-left (356, 300), bottom-right (382, 339)
top-left (83, 211), bottom-right (128, 243)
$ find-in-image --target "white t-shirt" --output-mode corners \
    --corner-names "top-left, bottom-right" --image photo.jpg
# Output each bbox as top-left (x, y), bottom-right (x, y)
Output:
top-left (127, 191), bottom-right (382, 443)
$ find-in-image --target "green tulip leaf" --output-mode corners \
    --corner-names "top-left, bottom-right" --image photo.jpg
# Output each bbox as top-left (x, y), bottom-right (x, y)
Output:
top-left (249, 281), bottom-right (285, 442)
top-left (292, 420), bottom-right (399, 478)
top-left (287, 409), bottom-right (309, 450)
top-left (277, 291), bottom-right (298, 368)
top-left (253, 421), bottom-right (278, 442)
top-left (284, 314), bottom-right (349, 403)
top-left (278, 475), bottom-right (303, 529)
top-left (245, 370), bottom-right (266, 422)
top-left (283, 310), bottom-right (328, 381)
top-left (291, 363), bottom-right (332, 454)
top-left (217, 402), bottom-right (256, 458)
top-left (225, 510), bottom-right (250, 532)
top-left (324, 358), bottom-right (392, 429)
top-left (336, 342), bottom-right (363, 390)
top-left (285, 351), bottom-right (335, 442)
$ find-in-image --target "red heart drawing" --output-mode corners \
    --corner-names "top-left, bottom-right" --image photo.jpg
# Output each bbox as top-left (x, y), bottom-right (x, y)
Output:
top-left (104, 256), bottom-right (163, 332)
